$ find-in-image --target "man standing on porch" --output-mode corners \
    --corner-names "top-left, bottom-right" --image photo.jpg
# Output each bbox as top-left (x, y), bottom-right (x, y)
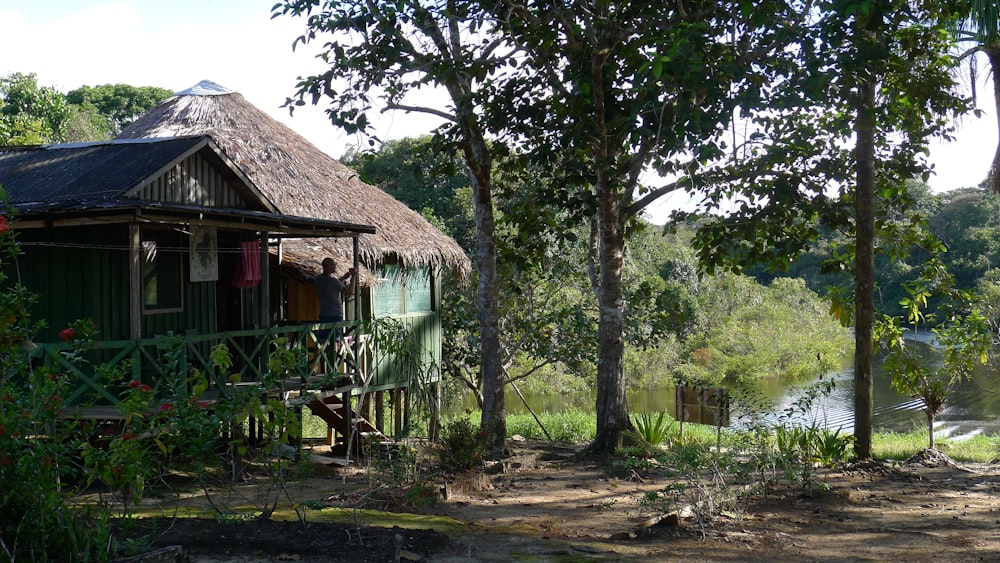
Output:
top-left (315, 257), bottom-right (354, 342)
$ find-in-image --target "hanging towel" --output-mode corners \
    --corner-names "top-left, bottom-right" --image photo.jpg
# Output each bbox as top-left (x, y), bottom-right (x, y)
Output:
top-left (232, 240), bottom-right (261, 288)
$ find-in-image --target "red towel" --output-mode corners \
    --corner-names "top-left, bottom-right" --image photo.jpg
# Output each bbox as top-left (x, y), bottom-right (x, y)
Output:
top-left (232, 240), bottom-right (261, 288)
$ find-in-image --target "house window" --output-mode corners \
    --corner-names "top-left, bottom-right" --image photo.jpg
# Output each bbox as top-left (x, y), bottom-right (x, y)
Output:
top-left (142, 229), bottom-right (184, 312)
top-left (374, 265), bottom-right (432, 315)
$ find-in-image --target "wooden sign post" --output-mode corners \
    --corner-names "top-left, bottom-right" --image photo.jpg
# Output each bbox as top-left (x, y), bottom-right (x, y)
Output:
top-left (674, 385), bottom-right (730, 449)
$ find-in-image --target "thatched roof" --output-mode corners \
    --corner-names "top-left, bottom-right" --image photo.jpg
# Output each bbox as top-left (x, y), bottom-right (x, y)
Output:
top-left (117, 80), bottom-right (470, 284)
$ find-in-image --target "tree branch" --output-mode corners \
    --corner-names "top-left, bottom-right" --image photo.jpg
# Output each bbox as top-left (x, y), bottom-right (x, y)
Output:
top-left (382, 102), bottom-right (457, 122)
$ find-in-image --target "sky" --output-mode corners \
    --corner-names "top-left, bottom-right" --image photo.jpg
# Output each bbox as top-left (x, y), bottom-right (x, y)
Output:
top-left (1, 1), bottom-right (997, 223)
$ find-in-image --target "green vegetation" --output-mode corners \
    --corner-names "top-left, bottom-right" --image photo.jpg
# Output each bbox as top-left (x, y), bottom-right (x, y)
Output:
top-left (458, 408), bottom-right (1000, 464)
top-left (505, 409), bottom-right (596, 444)
top-left (873, 430), bottom-right (999, 463)
top-left (629, 411), bottom-right (676, 447)
top-left (0, 72), bottom-right (171, 144)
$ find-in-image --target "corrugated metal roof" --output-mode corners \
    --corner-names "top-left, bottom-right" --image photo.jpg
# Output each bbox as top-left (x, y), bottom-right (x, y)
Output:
top-left (0, 136), bottom-right (207, 209)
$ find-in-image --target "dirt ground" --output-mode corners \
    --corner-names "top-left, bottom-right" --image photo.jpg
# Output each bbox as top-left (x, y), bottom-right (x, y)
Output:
top-left (124, 439), bottom-right (1000, 562)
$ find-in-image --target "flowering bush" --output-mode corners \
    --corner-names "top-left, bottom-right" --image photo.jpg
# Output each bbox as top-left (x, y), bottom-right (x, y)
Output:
top-left (0, 198), bottom-right (113, 559)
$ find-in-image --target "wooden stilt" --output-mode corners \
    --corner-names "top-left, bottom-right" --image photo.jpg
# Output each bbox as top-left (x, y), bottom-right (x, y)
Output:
top-left (429, 381), bottom-right (441, 442)
top-left (393, 388), bottom-right (403, 437)
top-left (341, 389), bottom-right (352, 450)
top-left (375, 390), bottom-right (385, 434)
top-left (361, 393), bottom-right (372, 425)
top-left (403, 388), bottom-right (411, 432)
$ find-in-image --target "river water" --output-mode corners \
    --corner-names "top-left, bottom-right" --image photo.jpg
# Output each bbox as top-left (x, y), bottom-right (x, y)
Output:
top-left (487, 345), bottom-right (1000, 440)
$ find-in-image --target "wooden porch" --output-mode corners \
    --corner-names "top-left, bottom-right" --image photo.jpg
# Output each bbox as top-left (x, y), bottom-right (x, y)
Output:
top-left (31, 320), bottom-right (430, 460)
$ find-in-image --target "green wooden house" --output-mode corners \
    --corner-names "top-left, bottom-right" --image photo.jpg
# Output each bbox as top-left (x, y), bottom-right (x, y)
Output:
top-left (117, 81), bottom-right (471, 438)
top-left (0, 136), bottom-right (377, 416)
top-left (1, 135), bottom-right (372, 344)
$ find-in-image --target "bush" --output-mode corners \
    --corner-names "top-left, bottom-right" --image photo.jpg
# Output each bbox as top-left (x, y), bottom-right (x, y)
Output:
top-left (434, 416), bottom-right (485, 472)
top-left (0, 205), bottom-right (114, 560)
top-left (630, 411), bottom-right (676, 446)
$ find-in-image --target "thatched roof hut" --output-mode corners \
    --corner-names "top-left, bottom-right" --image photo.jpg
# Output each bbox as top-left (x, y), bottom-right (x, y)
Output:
top-left (117, 80), bottom-right (470, 285)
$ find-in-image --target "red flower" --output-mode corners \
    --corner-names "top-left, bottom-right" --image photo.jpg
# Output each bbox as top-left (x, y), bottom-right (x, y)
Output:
top-left (198, 402), bottom-right (210, 409)
top-left (59, 327), bottom-right (75, 341)
top-left (48, 373), bottom-right (59, 381)
top-left (139, 384), bottom-right (152, 393)
top-left (160, 403), bottom-right (174, 411)
top-left (129, 380), bottom-right (141, 389)
top-left (0, 458), bottom-right (11, 466)
top-left (122, 433), bottom-right (137, 441)
top-left (0, 216), bottom-right (9, 235)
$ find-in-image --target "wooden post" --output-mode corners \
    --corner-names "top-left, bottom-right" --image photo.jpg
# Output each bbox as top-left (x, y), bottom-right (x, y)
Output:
top-left (375, 390), bottom-right (385, 434)
top-left (403, 388), bottom-right (411, 433)
top-left (129, 223), bottom-right (142, 340)
top-left (393, 388), bottom-right (403, 436)
top-left (341, 390), bottom-right (352, 450)
top-left (429, 381), bottom-right (441, 442)
top-left (260, 232), bottom-right (269, 328)
top-left (361, 393), bottom-right (372, 427)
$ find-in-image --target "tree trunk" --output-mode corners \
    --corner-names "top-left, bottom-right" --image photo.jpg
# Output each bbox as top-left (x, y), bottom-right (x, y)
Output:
top-left (927, 411), bottom-right (935, 450)
top-left (988, 47), bottom-right (1000, 194)
top-left (458, 124), bottom-right (505, 455)
top-left (585, 39), bottom-right (629, 456)
top-left (853, 42), bottom-right (878, 461)
top-left (591, 192), bottom-right (629, 455)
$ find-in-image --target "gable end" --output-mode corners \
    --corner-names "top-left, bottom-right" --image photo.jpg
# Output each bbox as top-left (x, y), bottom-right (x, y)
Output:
top-left (128, 151), bottom-right (259, 210)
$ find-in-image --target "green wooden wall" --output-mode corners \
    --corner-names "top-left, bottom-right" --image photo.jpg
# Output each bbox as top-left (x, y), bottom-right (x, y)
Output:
top-left (13, 224), bottom-right (236, 343)
top-left (15, 224), bottom-right (130, 342)
top-left (368, 264), bottom-right (443, 390)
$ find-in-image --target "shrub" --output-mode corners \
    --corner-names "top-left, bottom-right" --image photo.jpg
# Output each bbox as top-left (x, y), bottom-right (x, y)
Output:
top-left (434, 416), bottom-right (485, 472)
top-left (630, 411), bottom-right (675, 446)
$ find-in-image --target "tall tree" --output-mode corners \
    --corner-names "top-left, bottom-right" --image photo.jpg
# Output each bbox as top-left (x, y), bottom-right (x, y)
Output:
top-left (66, 84), bottom-right (173, 136)
top-left (0, 72), bottom-right (70, 144)
top-left (343, 136), bottom-right (477, 249)
top-left (273, 0), bottom-right (516, 453)
top-left (691, 1), bottom-right (968, 458)
top-left (490, 1), bottom-right (801, 454)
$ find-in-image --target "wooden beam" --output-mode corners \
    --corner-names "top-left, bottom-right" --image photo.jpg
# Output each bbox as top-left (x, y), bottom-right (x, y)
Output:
top-left (129, 223), bottom-right (141, 340)
top-left (260, 232), bottom-right (269, 328)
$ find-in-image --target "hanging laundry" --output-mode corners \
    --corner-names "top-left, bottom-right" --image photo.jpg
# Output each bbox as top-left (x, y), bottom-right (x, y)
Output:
top-left (232, 240), bottom-right (261, 288)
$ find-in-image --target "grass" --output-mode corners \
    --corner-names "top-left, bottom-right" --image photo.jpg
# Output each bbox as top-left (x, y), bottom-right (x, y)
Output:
top-left (338, 407), bottom-right (999, 463)
top-left (873, 429), bottom-right (999, 463)
top-left (505, 408), bottom-right (595, 443)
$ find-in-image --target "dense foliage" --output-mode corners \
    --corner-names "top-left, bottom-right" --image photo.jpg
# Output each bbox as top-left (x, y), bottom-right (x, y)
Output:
top-left (0, 72), bottom-right (171, 144)
top-left (756, 185), bottom-right (1000, 318)
top-left (345, 139), bottom-right (853, 402)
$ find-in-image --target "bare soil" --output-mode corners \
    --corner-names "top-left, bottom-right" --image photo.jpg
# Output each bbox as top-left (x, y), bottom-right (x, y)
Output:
top-left (122, 440), bottom-right (1000, 562)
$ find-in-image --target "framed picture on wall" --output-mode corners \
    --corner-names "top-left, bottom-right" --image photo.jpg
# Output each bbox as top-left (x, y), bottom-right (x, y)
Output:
top-left (190, 224), bottom-right (218, 282)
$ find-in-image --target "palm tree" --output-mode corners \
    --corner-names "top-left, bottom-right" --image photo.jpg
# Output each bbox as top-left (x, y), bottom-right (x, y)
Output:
top-left (954, 1), bottom-right (1000, 192)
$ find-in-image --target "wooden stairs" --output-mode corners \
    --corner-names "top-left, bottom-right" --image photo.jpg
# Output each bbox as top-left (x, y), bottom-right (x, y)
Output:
top-left (276, 374), bottom-right (385, 455)
top-left (304, 395), bottom-right (384, 440)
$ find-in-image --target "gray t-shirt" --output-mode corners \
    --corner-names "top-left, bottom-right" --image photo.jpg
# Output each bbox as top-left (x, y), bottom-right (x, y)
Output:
top-left (315, 274), bottom-right (347, 319)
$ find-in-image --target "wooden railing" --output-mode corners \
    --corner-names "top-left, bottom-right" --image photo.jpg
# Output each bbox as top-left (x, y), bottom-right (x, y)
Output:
top-left (29, 321), bottom-right (367, 407)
